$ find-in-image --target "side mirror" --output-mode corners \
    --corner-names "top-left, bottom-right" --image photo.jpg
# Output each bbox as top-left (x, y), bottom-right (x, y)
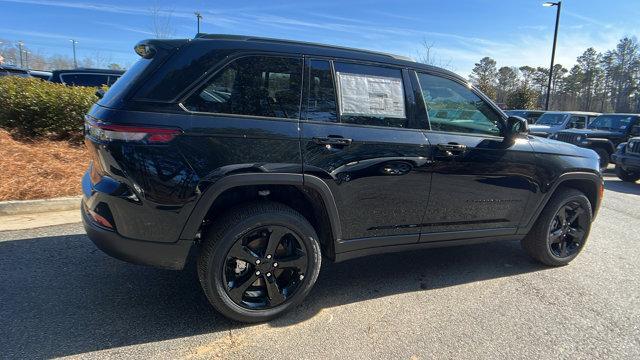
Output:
top-left (631, 125), bottom-right (640, 137)
top-left (506, 116), bottom-right (529, 137)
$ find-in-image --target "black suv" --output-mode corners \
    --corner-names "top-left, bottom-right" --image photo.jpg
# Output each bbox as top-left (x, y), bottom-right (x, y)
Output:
top-left (82, 35), bottom-right (603, 322)
top-left (49, 68), bottom-right (125, 87)
top-left (551, 113), bottom-right (640, 168)
top-left (612, 136), bottom-right (640, 182)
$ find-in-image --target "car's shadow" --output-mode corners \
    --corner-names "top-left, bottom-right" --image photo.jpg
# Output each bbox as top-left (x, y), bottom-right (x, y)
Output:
top-left (603, 177), bottom-right (640, 195)
top-left (0, 233), bottom-right (546, 358)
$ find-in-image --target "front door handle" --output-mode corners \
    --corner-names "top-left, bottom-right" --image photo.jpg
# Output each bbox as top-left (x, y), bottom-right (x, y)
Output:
top-left (436, 143), bottom-right (467, 157)
top-left (313, 136), bottom-right (353, 146)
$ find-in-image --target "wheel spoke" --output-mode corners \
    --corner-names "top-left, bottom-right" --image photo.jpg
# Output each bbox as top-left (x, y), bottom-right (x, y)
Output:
top-left (559, 240), bottom-right (568, 257)
top-left (277, 249), bottom-right (307, 270)
top-left (265, 227), bottom-right (287, 256)
top-left (567, 226), bottom-right (585, 240)
top-left (228, 243), bottom-right (260, 263)
top-left (549, 229), bottom-right (564, 243)
top-left (228, 273), bottom-right (258, 303)
top-left (566, 207), bottom-right (585, 224)
top-left (557, 206), bottom-right (567, 224)
top-left (264, 275), bottom-right (286, 306)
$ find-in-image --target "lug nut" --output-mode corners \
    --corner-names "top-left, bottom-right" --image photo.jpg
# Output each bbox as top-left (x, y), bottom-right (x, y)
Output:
top-left (299, 274), bottom-right (304, 280)
top-left (255, 259), bottom-right (261, 265)
top-left (255, 271), bottom-right (261, 276)
top-left (273, 262), bottom-right (278, 267)
top-left (266, 254), bottom-right (272, 259)
top-left (266, 272), bottom-right (272, 277)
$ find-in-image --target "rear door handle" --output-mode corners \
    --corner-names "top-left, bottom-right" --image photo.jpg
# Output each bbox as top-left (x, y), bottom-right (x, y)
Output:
top-left (313, 137), bottom-right (353, 146)
top-left (436, 143), bottom-right (467, 157)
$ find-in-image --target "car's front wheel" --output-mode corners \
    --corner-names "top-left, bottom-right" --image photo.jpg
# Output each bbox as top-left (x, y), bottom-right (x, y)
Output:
top-left (522, 188), bottom-right (592, 267)
top-left (197, 202), bottom-right (321, 323)
top-left (615, 165), bottom-right (640, 183)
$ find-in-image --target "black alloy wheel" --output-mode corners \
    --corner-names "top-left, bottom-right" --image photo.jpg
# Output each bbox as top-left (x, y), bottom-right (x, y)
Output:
top-left (223, 225), bottom-right (308, 309)
top-left (547, 201), bottom-right (588, 258)
top-left (521, 188), bottom-right (593, 267)
top-left (197, 202), bottom-right (321, 323)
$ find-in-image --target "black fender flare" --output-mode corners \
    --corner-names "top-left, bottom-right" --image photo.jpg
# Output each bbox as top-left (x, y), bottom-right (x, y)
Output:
top-left (517, 171), bottom-right (603, 235)
top-left (585, 138), bottom-right (615, 154)
top-left (179, 173), bottom-right (342, 242)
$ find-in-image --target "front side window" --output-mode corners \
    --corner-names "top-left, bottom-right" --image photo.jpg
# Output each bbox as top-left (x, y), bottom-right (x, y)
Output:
top-left (417, 73), bottom-right (500, 136)
top-left (306, 60), bottom-right (337, 122)
top-left (334, 62), bottom-right (407, 128)
top-left (589, 115), bottom-right (636, 131)
top-left (183, 56), bottom-right (302, 119)
top-left (536, 113), bottom-right (567, 126)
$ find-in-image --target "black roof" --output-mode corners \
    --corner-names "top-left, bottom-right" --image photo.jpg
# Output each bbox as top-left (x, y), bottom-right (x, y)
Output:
top-left (149, 34), bottom-right (466, 83)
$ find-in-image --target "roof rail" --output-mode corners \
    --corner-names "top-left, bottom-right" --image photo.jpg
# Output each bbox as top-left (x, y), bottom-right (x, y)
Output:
top-left (195, 33), bottom-right (414, 62)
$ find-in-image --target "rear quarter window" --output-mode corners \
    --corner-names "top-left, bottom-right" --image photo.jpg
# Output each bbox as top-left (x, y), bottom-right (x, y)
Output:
top-left (97, 59), bottom-right (151, 108)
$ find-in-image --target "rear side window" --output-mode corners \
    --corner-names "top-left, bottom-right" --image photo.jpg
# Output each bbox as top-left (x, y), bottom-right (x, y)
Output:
top-left (60, 74), bottom-right (110, 87)
top-left (417, 73), bottom-right (500, 136)
top-left (306, 60), bottom-right (337, 122)
top-left (334, 62), bottom-right (407, 128)
top-left (183, 56), bottom-right (302, 119)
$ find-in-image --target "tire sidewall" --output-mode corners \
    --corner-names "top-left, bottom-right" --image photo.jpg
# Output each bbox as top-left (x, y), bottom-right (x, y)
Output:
top-left (204, 210), bottom-right (321, 322)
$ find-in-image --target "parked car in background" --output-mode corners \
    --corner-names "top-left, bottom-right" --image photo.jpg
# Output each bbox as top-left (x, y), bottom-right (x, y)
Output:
top-left (529, 111), bottom-right (600, 137)
top-left (612, 136), bottom-right (640, 183)
top-left (505, 109), bottom-right (545, 124)
top-left (81, 34), bottom-right (603, 323)
top-left (28, 70), bottom-right (52, 80)
top-left (552, 113), bottom-right (640, 168)
top-left (49, 68), bottom-right (125, 87)
top-left (0, 65), bottom-right (30, 77)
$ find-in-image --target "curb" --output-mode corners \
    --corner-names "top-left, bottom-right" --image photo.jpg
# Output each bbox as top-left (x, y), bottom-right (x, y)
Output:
top-left (0, 196), bottom-right (81, 216)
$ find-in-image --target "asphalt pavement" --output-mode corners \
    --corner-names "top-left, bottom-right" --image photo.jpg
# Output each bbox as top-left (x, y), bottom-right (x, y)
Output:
top-left (1, 173), bottom-right (639, 359)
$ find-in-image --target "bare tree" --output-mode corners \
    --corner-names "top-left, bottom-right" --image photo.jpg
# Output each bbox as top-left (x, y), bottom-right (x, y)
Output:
top-left (149, 2), bottom-right (175, 39)
top-left (417, 40), bottom-right (453, 70)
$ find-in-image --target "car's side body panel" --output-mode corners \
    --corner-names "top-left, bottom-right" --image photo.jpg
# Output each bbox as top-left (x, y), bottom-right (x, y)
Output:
top-left (82, 36), bottom-right (603, 270)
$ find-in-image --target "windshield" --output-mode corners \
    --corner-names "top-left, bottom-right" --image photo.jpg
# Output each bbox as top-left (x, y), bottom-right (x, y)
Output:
top-left (535, 113), bottom-right (566, 125)
top-left (589, 115), bottom-right (635, 130)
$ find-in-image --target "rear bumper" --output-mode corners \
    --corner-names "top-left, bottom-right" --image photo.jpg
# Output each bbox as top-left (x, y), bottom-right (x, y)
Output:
top-left (612, 152), bottom-right (640, 171)
top-left (82, 201), bottom-right (193, 270)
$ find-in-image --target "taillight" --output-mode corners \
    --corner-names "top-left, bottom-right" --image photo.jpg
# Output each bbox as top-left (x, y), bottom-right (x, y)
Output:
top-left (84, 117), bottom-right (181, 144)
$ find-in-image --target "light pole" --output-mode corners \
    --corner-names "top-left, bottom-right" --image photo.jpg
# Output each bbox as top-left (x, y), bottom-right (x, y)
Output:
top-left (543, 1), bottom-right (561, 110)
top-left (195, 12), bottom-right (203, 34)
top-left (70, 39), bottom-right (78, 68)
top-left (23, 50), bottom-right (30, 70)
top-left (18, 41), bottom-right (24, 68)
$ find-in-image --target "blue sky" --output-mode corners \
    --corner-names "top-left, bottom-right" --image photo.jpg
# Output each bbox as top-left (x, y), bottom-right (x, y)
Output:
top-left (0, 0), bottom-right (638, 76)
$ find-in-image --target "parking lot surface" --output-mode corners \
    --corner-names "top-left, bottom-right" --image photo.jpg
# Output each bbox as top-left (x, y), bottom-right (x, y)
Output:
top-left (1, 174), bottom-right (639, 359)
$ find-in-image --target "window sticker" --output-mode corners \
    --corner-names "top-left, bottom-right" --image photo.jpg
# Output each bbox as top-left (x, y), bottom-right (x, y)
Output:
top-left (336, 72), bottom-right (405, 118)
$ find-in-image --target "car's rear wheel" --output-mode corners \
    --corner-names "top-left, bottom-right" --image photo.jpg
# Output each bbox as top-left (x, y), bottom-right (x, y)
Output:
top-left (594, 148), bottom-right (610, 169)
top-left (197, 202), bottom-right (321, 323)
top-left (522, 188), bottom-right (592, 267)
top-left (615, 164), bottom-right (640, 183)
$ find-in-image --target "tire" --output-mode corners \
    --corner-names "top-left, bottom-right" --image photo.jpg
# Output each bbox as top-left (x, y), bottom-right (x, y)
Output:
top-left (615, 164), bottom-right (640, 183)
top-left (197, 201), bottom-right (322, 323)
top-left (594, 148), bottom-right (610, 169)
top-left (522, 188), bottom-right (592, 267)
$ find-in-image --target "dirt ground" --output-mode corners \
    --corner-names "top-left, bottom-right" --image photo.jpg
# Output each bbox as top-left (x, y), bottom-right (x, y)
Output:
top-left (0, 129), bottom-right (87, 201)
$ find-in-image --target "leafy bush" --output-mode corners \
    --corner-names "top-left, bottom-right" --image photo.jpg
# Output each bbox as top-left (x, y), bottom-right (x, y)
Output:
top-left (0, 76), bottom-right (98, 138)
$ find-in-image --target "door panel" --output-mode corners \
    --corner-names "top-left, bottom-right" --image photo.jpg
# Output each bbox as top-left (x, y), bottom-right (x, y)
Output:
top-left (303, 123), bottom-right (432, 240)
top-left (421, 131), bottom-right (537, 235)
top-left (302, 59), bottom-right (431, 241)
top-left (414, 71), bottom-right (537, 237)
